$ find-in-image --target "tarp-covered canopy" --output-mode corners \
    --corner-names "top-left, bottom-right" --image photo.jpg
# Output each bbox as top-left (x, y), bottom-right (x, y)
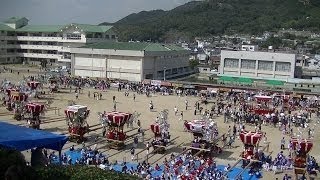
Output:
top-left (0, 121), bottom-right (68, 151)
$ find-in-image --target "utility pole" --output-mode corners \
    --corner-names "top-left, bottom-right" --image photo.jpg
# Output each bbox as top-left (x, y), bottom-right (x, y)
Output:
top-left (164, 67), bottom-right (166, 81)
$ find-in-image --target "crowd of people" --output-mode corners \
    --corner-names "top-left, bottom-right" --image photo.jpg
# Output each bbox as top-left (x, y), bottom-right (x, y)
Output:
top-left (2, 70), bottom-right (319, 179)
top-left (48, 144), bottom-right (108, 166)
top-left (40, 75), bottom-right (320, 179)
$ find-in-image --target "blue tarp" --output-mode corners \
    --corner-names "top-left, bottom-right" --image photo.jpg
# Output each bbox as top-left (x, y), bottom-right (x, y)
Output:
top-left (0, 121), bottom-right (68, 151)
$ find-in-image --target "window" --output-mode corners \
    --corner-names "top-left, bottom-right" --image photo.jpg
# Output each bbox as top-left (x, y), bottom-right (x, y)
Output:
top-left (86, 34), bottom-right (93, 38)
top-left (275, 62), bottom-right (291, 72)
top-left (258, 61), bottom-right (273, 71)
top-left (172, 68), bottom-right (178, 74)
top-left (145, 74), bottom-right (153, 79)
top-left (157, 71), bottom-right (164, 77)
top-left (111, 35), bottom-right (116, 39)
top-left (66, 33), bottom-right (81, 40)
top-left (224, 58), bottom-right (239, 68)
top-left (241, 59), bottom-right (256, 69)
top-left (313, 85), bottom-right (315, 88)
top-left (105, 35), bottom-right (110, 39)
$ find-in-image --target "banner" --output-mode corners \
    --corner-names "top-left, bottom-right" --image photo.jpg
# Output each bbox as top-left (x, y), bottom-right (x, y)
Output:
top-left (151, 80), bottom-right (161, 86)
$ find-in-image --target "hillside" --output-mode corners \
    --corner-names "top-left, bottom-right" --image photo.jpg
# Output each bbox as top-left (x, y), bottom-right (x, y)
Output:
top-left (101, 0), bottom-right (320, 42)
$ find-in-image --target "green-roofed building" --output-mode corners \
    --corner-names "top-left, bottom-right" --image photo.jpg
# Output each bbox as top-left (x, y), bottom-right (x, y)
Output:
top-left (0, 16), bottom-right (191, 82)
top-left (70, 41), bottom-right (191, 82)
top-left (0, 17), bottom-right (117, 65)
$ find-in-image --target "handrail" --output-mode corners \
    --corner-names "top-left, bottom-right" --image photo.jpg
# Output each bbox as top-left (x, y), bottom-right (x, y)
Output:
top-left (234, 160), bottom-right (254, 180)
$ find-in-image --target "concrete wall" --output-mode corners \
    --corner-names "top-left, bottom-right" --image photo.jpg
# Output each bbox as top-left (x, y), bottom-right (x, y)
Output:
top-left (107, 56), bottom-right (142, 82)
top-left (143, 52), bottom-right (190, 80)
top-left (71, 47), bottom-right (191, 81)
top-left (73, 54), bottom-right (106, 78)
top-left (220, 50), bottom-right (296, 80)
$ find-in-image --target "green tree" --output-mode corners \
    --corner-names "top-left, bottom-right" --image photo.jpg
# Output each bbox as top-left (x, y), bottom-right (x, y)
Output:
top-left (189, 59), bottom-right (199, 70)
top-left (101, 0), bottom-right (320, 42)
top-left (0, 149), bottom-right (37, 180)
top-left (261, 36), bottom-right (283, 49)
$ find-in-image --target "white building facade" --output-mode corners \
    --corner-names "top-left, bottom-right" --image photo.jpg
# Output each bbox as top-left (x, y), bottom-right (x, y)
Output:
top-left (70, 42), bottom-right (191, 82)
top-left (241, 44), bottom-right (259, 51)
top-left (220, 50), bottom-right (296, 80)
top-left (0, 17), bottom-right (117, 66)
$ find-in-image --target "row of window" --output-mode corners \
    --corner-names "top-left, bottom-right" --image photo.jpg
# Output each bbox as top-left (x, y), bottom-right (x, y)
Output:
top-left (155, 54), bottom-right (188, 60)
top-left (294, 84), bottom-right (316, 88)
top-left (3, 32), bottom-right (115, 39)
top-left (156, 67), bottom-right (189, 76)
top-left (275, 62), bottom-right (291, 72)
top-left (224, 58), bottom-right (291, 72)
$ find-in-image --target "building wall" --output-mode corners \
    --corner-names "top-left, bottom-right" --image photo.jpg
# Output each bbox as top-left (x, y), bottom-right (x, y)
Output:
top-left (71, 47), bottom-right (191, 82)
top-left (73, 54), bottom-right (106, 78)
top-left (107, 56), bottom-right (142, 82)
top-left (143, 52), bottom-right (190, 80)
top-left (220, 50), bottom-right (296, 80)
top-left (71, 49), bottom-right (144, 81)
top-left (0, 23), bottom-right (116, 65)
top-left (241, 45), bottom-right (258, 51)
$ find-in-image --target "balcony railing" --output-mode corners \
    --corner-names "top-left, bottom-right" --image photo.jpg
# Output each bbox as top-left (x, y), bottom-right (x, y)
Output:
top-left (17, 53), bottom-right (62, 59)
top-left (0, 36), bottom-right (63, 41)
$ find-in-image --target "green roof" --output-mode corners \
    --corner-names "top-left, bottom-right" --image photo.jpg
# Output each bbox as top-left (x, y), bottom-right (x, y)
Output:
top-left (16, 25), bottom-right (64, 32)
top-left (0, 23), bottom-right (14, 31)
top-left (238, 77), bottom-right (253, 84)
top-left (4, 17), bottom-right (27, 23)
top-left (266, 80), bottom-right (284, 86)
top-left (81, 42), bottom-right (188, 52)
top-left (66, 23), bottom-right (113, 33)
top-left (219, 76), bottom-right (235, 82)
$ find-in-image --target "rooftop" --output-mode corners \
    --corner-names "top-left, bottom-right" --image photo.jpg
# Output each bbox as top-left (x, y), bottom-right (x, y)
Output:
top-left (16, 25), bottom-right (64, 33)
top-left (69, 23), bottom-right (113, 33)
top-left (0, 23), bottom-right (14, 31)
top-left (4, 17), bottom-right (28, 23)
top-left (0, 17), bottom-right (114, 33)
top-left (81, 42), bottom-right (188, 52)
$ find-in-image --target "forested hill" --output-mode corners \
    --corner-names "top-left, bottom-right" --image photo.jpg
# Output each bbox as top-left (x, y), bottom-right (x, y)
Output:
top-left (101, 0), bottom-right (320, 42)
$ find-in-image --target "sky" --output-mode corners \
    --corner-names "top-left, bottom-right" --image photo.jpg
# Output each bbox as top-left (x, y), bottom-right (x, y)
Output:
top-left (0, 0), bottom-right (192, 25)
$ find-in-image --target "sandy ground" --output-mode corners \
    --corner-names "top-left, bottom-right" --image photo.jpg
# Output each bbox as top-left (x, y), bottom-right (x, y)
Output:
top-left (0, 66), bottom-right (319, 179)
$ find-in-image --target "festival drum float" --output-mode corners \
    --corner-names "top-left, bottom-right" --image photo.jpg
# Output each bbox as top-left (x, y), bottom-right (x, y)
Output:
top-left (25, 102), bottom-right (45, 129)
top-left (252, 95), bottom-right (274, 115)
top-left (10, 91), bottom-right (28, 120)
top-left (49, 78), bottom-right (59, 92)
top-left (184, 120), bottom-right (217, 157)
top-left (150, 123), bottom-right (166, 154)
top-left (5, 88), bottom-right (18, 111)
top-left (105, 111), bottom-right (132, 150)
top-left (27, 81), bottom-right (40, 90)
top-left (290, 137), bottom-right (313, 175)
top-left (65, 105), bottom-right (90, 143)
top-left (239, 130), bottom-right (263, 167)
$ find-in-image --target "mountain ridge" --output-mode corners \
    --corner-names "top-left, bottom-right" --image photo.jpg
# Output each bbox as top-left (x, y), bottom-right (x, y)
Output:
top-left (100, 0), bottom-right (320, 42)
